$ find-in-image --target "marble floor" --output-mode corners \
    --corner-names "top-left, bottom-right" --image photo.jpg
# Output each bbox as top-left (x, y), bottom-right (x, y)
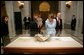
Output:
top-left (1, 29), bottom-right (83, 54)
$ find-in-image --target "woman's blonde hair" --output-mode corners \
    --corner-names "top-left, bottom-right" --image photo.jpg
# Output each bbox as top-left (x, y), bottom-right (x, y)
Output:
top-left (48, 13), bottom-right (53, 19)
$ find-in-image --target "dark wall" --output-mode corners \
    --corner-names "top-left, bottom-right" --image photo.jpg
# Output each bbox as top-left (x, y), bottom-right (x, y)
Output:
top-left (14, 12), bottom-right (22, 35)
top-left (31, 1), bottom-right (58, 19)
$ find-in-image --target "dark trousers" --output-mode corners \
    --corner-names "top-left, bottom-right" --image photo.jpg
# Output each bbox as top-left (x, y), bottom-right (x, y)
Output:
top-left (24, 22), bottom-right (29, 30)
top-left (71, 25), bottom-right (76, 30)
top-left (56, 29), bottom-right (62, 36)
top-left (2, 35), bottom-right (10, 46)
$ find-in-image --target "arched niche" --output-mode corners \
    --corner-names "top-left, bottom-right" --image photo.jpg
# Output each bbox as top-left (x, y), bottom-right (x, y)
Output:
top-left (39, 1), bottom-right (50, 12)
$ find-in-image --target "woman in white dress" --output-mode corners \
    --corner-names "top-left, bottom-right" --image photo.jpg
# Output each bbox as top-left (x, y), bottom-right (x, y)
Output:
top-left (45, 14), bottom-right (56, 36)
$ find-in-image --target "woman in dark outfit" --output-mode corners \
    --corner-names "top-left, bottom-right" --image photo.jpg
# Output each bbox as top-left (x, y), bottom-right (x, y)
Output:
top-left (1, 16), bottom-right (10, 46)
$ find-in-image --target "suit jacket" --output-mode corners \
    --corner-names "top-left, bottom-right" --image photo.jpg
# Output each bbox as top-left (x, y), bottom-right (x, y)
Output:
top-left (29, 20), bottom-right (38, 31)
top-left (1, 20), bottom-right (9, 36)
top-left (23, 17), bottom-right (30, 22)
top-left (55, 17), bottom-right (62, 30)
top-left (71, 18), bottom-right (76, 26)
top-left (71, 18), bottom-right (76, 30)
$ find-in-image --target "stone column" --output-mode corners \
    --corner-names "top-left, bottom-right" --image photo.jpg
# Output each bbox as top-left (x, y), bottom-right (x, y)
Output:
top-left (21, 1), bottom-right (31, 26)
top-left (72, 1), bottom-right (77, 16)
top-left (19, 1), bottom-right (31, 33)
top-left (76, 1), bottom-right (83, 34)
top-left (20, 3), bottom-right (25, 29)
top-left (24, 1), bottom-right (31, 17)
top-left (58, 1), bottom-right (61, 12)
top-left (60, 1), bottom-right (66, 29)
top-left (5, 1), bottom-right (16, 38)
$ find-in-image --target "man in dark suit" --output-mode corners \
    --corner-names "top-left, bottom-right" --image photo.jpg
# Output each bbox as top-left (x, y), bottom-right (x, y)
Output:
top-left (55, 13), bottom-right (62, 36)
top-left (23, 16), bottom-right (30, 30)
top-left (71, 15), bottom-right (76, 31)
top-left (29, 18), bottom-right (39, 36)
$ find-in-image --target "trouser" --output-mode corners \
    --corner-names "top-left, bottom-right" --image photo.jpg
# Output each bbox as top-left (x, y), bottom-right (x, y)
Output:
top-left (71, 26), bottom-right (75, 31)
top-left (1, 35), bottom-right (10, 46)
top-left (56, 29), bottom-right (62, 36)
top-left (24, 22), bottom-right (30, 29)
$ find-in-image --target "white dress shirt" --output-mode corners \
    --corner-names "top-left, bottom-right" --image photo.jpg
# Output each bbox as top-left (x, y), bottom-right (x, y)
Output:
top-left (45, 19), bottom-right (56, 36)
top-left (26, 17), bottom-right (29, 22)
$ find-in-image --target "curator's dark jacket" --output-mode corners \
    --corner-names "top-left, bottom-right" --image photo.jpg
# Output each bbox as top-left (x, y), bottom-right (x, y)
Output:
top-left (1, 19), bottom-right (9, 37)
top-left (55, 18), bottom-right (62, 30)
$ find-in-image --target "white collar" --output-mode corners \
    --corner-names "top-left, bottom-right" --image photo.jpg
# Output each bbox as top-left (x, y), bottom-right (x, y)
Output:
top-left (57, 17), bottom-right (59, 20)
